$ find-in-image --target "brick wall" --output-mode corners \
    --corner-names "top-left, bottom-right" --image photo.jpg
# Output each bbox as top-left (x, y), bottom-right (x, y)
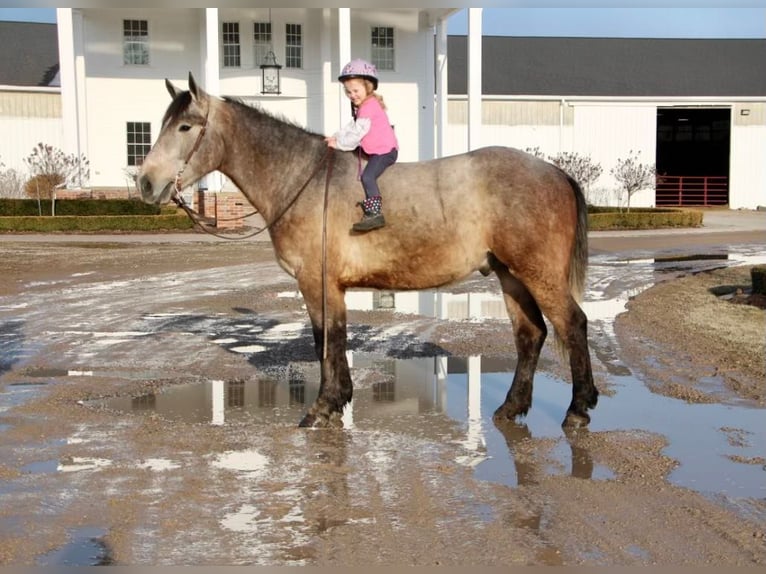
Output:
top-left (55, 188), bottom-right (248, 229)
top-left (213, 191), bottom-right (248, 229)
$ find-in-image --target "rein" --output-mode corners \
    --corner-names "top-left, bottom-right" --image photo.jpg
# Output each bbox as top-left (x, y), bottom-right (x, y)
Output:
top-left (171, 128), bottom-right (335, 241)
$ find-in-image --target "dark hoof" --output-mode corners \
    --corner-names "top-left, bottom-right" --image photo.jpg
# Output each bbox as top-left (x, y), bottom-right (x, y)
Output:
top-left (492, 402), bottom-right (529, 423)
top-left (298, 411), bottom-right (345, 429)
top-left (562, 410), bottom-right (591, 429)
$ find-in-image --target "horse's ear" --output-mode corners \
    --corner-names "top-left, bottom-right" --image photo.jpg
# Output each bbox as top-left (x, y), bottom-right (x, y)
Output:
top-left (188, 72), bottom-right (207, 103)
top-left (165, 78), bottom-right (181, 100)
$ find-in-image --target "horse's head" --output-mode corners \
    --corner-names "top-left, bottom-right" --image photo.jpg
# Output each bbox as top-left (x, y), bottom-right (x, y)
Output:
top-left (137, 73), bottom-right (218, 205)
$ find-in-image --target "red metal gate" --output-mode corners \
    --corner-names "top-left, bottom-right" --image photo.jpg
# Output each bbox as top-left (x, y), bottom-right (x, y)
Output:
top-left (655, 175), bottom-right (728, 206)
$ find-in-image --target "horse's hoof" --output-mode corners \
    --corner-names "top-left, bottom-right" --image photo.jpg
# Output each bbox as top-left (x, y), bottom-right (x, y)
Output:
top-left (298, 412), bottom-right (344, 429)
top-left (562, 410), bottom-right (590, 429)
top-left (492, 402), bottom-right (529, 423)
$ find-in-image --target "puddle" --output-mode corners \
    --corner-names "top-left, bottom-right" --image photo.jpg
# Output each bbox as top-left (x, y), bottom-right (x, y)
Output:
top-left (37, 526), bottom-right (112, 566)
top-left (97, 352), bottom-right (765, 499)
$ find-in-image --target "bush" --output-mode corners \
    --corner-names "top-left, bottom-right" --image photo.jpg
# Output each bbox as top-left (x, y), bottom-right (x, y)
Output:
top-left (0, 214), bottom-right (194, 233)
top-left (0, 198), bottom-right (165, 217)
top-left (23, 143), bottom-right (90, 199)
top-left (587, 207), bottom-right (703, 230)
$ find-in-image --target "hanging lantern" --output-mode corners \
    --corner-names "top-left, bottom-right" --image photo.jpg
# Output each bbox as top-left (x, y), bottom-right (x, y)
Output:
top-left (260, 50), bottom-right (282, 95)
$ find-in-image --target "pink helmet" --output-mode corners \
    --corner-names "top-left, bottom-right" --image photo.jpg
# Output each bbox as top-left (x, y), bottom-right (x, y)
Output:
top-left (338, 59), bottom-right (378, 89)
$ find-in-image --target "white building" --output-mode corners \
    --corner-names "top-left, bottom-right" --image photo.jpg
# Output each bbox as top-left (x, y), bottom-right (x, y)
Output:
top-left (4, 9), bottom-right (764, 209)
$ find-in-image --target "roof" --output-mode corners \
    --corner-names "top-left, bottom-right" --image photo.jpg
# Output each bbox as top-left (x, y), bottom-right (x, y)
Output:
top-left (0, 21), bottom-right (59, 87)
top-left (448, 36), bottom-right (766, 98)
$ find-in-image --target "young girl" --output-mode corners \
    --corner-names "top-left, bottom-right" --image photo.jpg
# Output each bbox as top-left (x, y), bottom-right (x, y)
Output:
top-left (325, 59), bottom-right (398, 232)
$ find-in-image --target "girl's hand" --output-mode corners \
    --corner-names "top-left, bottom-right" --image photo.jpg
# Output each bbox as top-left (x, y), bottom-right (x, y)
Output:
top-left (325, 137), bottom-right (337, 149)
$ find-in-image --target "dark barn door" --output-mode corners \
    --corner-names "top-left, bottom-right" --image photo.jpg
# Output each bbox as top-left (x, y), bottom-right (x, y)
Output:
top-left (656, 107), bottom-right (731, 206)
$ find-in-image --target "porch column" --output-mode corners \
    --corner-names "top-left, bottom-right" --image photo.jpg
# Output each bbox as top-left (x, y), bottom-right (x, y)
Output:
top-left (435, 16), bottom-right (449, 158)
top-left (467, 8), bottom-right (482, 151)
top-left (56, 8), bottom-right (88, 188)
top-left (320, 9), bottom-right (336, 136)
top-left (338, 8), bottom-right (352, 125)
top-left (202, 8), bottom-right (223, 192)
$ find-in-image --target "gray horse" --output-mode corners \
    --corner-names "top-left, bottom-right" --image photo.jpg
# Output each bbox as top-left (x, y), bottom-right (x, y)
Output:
top-left (137, 74), bottom-right (598, 429)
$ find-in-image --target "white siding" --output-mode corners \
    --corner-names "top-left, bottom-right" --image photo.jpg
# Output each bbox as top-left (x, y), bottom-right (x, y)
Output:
top-left (70, 8), bottom-right (430, 188)
top-left (572, 104), bottom-right (658, 207)
top-left (0, 91), bottom-right (63, 174)
top-left (730, 103), bottom-right (766, 209)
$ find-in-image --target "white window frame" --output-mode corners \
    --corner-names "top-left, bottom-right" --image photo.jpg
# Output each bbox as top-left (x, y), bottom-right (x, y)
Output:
top-left (371, 26), bottom-right (395, 71)
top-left (123, 19), bottom-right (149, 66)
top-left (253, 21), bottom-right (272, 67)
top-left (222, 22), bottom-right (241, 68)
top-left (285, 23), bottom-right (303, 69)
top-left (126, 121), bottom-right (151, 167)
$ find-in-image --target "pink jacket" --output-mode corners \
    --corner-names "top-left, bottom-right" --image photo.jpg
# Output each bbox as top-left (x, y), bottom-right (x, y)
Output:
top-left (333, 96), bottom-right (398, 155)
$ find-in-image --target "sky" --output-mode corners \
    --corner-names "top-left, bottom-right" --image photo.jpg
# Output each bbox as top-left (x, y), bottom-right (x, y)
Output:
top-left (0, 7), bottom-right (764, 38)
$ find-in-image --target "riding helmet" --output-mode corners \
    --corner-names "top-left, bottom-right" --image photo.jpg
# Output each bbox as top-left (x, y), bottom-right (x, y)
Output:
top-left (338, 59), bottom-right (379, 90)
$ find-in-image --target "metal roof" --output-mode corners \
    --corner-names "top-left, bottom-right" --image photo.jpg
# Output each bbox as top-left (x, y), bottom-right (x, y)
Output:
top-left (448, 36), bottom-right (766, 98)
top-left (0, 21), bottom-right (59, 87)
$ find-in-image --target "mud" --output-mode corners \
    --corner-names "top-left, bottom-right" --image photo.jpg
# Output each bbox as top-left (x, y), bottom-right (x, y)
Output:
top-left (0, 229), bottom-right (765, 566)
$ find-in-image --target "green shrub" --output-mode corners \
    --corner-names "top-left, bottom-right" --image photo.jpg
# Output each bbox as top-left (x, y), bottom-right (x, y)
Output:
top-left (587, 207), bottom-right (702, 230)
top-left (0, 214), bottom-right (194, 233)
top-left (0, 198), bottom-right (164, 216)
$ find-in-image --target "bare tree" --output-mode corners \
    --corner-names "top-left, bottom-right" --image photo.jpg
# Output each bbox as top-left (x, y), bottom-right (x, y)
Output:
top-left (548, 152), bottom-right (603, 204)
top-left (23, 143), bottom-right (90, 199)
top-left (610, 150), bottom-right (656, 212)
top-left (0, 158), bottom-right (27, 198)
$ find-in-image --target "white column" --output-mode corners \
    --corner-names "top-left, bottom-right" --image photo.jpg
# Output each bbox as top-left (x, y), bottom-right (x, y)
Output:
top-left (467, 8), bottom-right (483, 151)
top-left (435, 17), bottom-right (449, 159)
top-left (202, 8), bottom-right (223, 192)
top-left (419, 12), bottom-right (436, 161)
top-left (57, 9), bottom-right (88, 188)
top-left (338, 8), bottom-right (352, 126)
top-left (321, 8), bottom-right (336, 136)
top-left (203, 8), bottom-right (221, 96)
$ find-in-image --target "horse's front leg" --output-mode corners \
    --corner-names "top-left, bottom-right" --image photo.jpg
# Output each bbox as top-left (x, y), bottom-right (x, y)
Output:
top-left (298, 282), bottom-right (352, 428)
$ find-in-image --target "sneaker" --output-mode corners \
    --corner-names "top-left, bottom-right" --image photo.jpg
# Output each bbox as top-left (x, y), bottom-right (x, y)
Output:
top-left (352, 212), bottom-right (386, 232)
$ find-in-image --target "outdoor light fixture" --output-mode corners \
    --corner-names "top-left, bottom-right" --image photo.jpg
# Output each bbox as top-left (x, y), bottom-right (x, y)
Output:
top-left (260, 50), bottom-right (282, 94)
top-left (260, 9), bottom-right (281, 95)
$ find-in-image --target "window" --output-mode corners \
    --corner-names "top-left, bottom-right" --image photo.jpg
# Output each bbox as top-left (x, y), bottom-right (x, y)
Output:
top-left (285, 23), bottom-right (302, 68)
top-left (222, 22), bottom-right (241, 68)
top-left (371, 26), bottom-right (394, 70)
top-left (126, 122), bottom-right (151, 166)
top-left (253, 21), bottom-right (272, 67)
top-left (123, 19), bottom-right (149, 65)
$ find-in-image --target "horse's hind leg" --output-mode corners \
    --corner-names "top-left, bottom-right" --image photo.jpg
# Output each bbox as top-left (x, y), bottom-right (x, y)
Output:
top-left (529, 285), bottom-right (598, 428)
top-left (491, 262), bottom-right (547, 423)
top-left (298, 282), bottom-right (353, 428)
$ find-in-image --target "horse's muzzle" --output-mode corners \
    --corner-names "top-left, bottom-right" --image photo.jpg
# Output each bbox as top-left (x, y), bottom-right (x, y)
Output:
top-left (137, 175), bottom-right (170, 205)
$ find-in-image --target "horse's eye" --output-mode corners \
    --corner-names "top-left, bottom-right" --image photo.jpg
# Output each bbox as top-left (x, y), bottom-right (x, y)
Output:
top-left (179, 124), bottom-right (192, 132)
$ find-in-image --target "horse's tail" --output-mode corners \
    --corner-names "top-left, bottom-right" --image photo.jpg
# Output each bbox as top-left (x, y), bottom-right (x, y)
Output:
top-left (568, 173), bottom-right (588, 305)
top-left (554, 172), bottom-right (588, 358)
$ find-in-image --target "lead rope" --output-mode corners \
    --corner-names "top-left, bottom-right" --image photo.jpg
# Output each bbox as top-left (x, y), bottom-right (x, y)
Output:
top-left (172, 147), bottom-right (333, 241)
top-left (321, 150), bottom-right (336, 361)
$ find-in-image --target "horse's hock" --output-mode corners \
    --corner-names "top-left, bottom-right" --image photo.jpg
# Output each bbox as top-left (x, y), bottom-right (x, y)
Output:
top-left (194, 190), bottom-right (247, 229)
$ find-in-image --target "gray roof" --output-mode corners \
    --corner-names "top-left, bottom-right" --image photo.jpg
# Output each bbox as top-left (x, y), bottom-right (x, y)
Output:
top-left (0, 21), bottom-right (59, 87)
top-left (448, 36), bottom-right (766, 97)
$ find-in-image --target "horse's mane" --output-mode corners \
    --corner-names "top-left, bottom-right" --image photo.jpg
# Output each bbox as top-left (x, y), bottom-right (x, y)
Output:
top-left (163, 92), bottom-right (322, 139)
top-left (223, 96), bottom-right (323, 139)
